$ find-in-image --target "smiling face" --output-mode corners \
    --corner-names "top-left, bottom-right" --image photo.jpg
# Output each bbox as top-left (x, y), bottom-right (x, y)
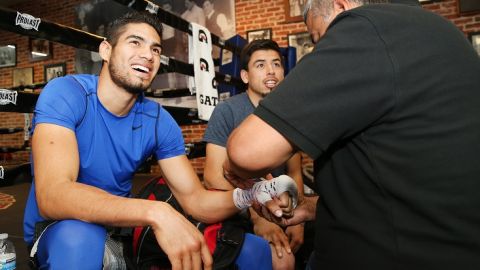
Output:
top-left (240, 49), bottom-right (284, 104)
top-left (105, 23), bottom-right (162, 94)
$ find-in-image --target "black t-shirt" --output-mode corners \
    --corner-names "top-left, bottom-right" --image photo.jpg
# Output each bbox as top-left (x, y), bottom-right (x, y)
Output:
top-left (255, 3), bottom-right (480, 269)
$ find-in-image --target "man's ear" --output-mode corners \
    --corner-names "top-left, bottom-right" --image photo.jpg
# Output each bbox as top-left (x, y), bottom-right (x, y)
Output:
top-left (99, 40), bottom-right (112, 62)
top-left (240, 69), bottom-right (249, 84)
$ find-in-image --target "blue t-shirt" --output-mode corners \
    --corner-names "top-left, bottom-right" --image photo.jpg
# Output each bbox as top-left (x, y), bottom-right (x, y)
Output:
top-left (24, 74), bottom-right (185, 244)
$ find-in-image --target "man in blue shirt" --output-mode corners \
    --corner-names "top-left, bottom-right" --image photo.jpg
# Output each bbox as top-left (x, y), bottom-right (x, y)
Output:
top-left (24, 11), bottom-right (293, 270)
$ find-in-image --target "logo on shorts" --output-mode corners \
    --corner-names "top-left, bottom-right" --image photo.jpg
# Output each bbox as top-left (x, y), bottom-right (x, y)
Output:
top-left (0, 89), bottom-right (18, 105)
top-left (15, 12), bottom-right (41, 31)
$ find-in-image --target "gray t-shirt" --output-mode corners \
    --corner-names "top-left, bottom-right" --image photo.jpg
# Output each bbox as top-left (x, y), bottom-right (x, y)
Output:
top-left (203, 92), bottom-right (254, 147)
top-left (204, 92), bottom-right (286, 176)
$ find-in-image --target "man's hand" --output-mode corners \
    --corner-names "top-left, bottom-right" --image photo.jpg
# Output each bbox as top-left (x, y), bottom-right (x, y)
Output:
top-left (232, 175), bottom-right (298, 219)
top-left (152, 202), bottom-right (212, 270)
top-left (285, 196), bottom-right (319, 226)
top-left (255, 195), bottom-right (319, 227)
top-left (252, 191), bottom-right (295, 223)
top-left (285, 224), bottom-right (304, 253)
top-left (223, 161), bottom-right (256, 189)
top-left (251, 213), bottom-right (292, 258)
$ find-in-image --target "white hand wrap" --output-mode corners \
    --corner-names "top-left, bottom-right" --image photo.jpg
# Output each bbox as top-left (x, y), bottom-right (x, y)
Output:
top-left (232, 175), bottom-right (298, 210)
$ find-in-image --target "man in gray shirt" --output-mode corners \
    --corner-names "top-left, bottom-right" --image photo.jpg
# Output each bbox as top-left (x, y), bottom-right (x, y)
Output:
top-left (203, 39), bottom-right (305, 270)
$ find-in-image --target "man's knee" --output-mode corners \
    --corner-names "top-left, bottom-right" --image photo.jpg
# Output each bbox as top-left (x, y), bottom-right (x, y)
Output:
top-left (235, 233), bottom-right (272, 270)
top-left (271, 246), bottom-right (295, 270)
top-left (37, 220), bottom-right (106, 269)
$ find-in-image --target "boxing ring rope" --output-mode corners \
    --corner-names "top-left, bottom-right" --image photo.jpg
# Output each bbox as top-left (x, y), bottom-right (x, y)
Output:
top-left (0, 127), bottom-right (24, 135)
top-left (0, 7), bottom-right (102, 51)
top-left (0, 90), bottom-right (39, 113)
top-left (0, 6), bottom-right (245, 87)
top-left (1, 3), bottom-right (249, 183)
top-left (0, 109), bottom-right (31, 186)
top-left (0, 4), bottom-right (246, 120)
top-left (111, 0), bottom-right (243, 56)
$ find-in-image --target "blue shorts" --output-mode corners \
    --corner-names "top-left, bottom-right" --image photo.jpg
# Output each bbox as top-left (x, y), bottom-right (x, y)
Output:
top-left (35, 220), bottom-right (272, 269)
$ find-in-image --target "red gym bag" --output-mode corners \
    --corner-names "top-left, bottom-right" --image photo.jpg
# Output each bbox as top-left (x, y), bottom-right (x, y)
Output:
top-left (125, 177), bottom-right (248, 270)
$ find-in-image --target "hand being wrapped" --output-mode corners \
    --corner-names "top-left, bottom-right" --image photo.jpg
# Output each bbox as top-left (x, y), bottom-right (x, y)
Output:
top-left (232, 175), bottom-right (298, 221)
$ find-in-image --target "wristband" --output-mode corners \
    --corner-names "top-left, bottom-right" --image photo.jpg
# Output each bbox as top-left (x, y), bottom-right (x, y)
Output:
top-left (232, 175), bottom-right (298, 210)
top-left (233, 187), bottom-right (253, 210)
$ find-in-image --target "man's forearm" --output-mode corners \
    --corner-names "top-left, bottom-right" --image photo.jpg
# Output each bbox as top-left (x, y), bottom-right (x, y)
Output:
top-left (180, 189), bottom-right (239, 224)
top-left (37, 180), bottom-right (166, 228)
top-left (183, 176), bottom-right (300, 224)
top-left (302, 196), bottom-right (318, 221)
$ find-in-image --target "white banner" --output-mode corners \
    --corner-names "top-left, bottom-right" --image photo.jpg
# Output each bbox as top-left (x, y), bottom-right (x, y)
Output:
top-left (188, 23), bottom-right (218, 121)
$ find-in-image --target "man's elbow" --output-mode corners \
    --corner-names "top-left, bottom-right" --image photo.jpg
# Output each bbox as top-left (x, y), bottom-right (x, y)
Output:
top-left (180, 198), bottom-right (221, 224)
top-left (226, 139), bottom-right (249, 169)
top-left (227, 131), bottom-right (249, 168)
top-left (37, 194), bottom-right (55, 219)
top-left (191, 212), bottom-right (222, 224)
top-left (36, 183), bottom-right (65, 220)
top-left (227, 139), bottom-right (267, 174)
top-left (202, 169), bottom-right (216, 190)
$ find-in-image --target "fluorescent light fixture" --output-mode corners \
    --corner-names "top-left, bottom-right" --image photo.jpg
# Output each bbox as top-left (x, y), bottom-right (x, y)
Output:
top-left (32, 51), bottom-right (47, 57)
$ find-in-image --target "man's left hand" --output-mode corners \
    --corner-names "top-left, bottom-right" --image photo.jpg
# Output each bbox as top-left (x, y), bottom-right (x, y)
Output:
top-left (285, 223), bottom-right (304, 253)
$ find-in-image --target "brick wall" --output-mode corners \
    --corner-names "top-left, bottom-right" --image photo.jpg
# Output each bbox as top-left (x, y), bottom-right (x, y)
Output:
top-left (0, 0), bottom-right (81, 164)
top-left (235, 0), bottom-right (308, 47)
top-left (1, 0), bottom-right (479, 172)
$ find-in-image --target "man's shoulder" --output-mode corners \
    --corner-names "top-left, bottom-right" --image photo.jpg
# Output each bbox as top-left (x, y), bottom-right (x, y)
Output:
top-left (41, 74), bottom-right (97, 99)
top-left (210, 93), bottom-right (245, 115)
top-left (220, 92), bottom-right (249, 106)
top-left (327, 3), bottom-right (428, 39)
top-left (51, 74), bottom-right (98, 95)
top-left (209, 93), bottom-right (252, 128)
top-left (387, 0), bottom-right (420, 5)
top-left (344, 2), bottom-right (422, 19)
top-left (140, 96), bottom-right (163, 116)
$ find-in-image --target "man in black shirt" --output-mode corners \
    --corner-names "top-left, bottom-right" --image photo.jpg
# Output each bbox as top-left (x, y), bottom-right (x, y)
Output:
top-left (224, 0), bottom-right (480, 269)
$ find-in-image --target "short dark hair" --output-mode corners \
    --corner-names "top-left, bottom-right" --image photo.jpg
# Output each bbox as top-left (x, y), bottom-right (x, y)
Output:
top-left (240, 39), bottom-right (283, 70)
top-left (106, 11), bottom-right (163, 47)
